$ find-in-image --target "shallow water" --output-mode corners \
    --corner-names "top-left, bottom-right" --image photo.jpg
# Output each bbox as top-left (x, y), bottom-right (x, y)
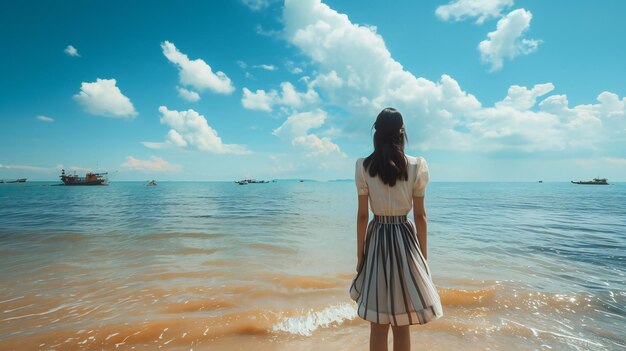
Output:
top-left (0, 181), bottom-right (624, 350)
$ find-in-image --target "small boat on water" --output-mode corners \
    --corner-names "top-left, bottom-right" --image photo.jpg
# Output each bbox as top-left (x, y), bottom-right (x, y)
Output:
top-left (60, 169), bottom-right (108, 185)
top-left (571, 177), bottom-right (609, 185)
top-left (3, 178), bottom-right (27, 183)
top-left (147, 180), bottom-right (157, 186)
top-left (235, 179), bottom-right (269, 185)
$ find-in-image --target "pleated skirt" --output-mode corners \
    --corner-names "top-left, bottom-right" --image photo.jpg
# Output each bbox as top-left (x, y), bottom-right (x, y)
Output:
top-left (349, 215), bottom-right (443, 326)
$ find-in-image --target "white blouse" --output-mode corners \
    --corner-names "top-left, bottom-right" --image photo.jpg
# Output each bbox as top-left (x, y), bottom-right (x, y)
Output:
top-left (355, 155), bottom-right (429, 216)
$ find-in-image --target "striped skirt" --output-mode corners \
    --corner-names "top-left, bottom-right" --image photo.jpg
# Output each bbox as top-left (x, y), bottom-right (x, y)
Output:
top-left (349, 215), bottom-right (443, 326)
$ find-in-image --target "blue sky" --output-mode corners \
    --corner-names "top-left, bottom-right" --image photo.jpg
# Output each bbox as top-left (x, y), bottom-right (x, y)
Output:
top-left (1, 0), bottom-right (625, 181)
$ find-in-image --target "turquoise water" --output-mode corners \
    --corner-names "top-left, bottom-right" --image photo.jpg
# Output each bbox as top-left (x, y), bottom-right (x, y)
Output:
top-left (0, 181), bottom-right (625, 350)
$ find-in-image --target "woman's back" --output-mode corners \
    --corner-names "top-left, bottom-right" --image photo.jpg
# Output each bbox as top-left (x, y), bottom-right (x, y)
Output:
top-left (355, 155), bottom-right (429, 216)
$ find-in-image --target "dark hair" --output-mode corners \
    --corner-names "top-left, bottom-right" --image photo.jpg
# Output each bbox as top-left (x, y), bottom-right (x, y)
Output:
top-left (363, 107), bottom-right (408, 186)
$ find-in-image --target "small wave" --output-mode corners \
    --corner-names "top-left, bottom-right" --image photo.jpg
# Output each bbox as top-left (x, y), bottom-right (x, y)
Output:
top-left (175, 247), bottom-right (219, 255)
top-left (161, 298), bottom-right (235, 313)
top-left (272, 303), bottom-right (357, 336)
top-left (260, 272), bottom-right (343, 290)
top-left (139, 232), bottom-right (224, 240)
top-left (248, 243), bottom-right (298, 254)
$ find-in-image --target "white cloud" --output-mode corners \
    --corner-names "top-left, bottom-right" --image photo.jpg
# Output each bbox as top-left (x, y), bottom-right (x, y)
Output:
top-left (161, 41), bottom-right (234, 95)
top-left (292, 134), bottom-right (346, 157)
top-left (478, 8), bottom-right (540, 72)
top-left (141, 141), bottom-right (169, 150)
top-left (37, 115), bottom-right (54, 122)
top-left (242, 88), bottom-right (277, 112)
top-left (121, 156), bottom-right (181, 172)
top-left (176, 86), bottom-right (200, 102)
top-left (273, 108), bottom-right (346, 158)
top-left (281, 0), bottom-right (626, 155)
top-left (73, 78), bottom-right (137, 118)
top-left (166, 129), bottom-right (188, 147)
top-left (435, 0), bottom-right (514, 24)
top-left (254, 64), bottom-right (277, 71)
top-left (64, 45), bottom-right (80, 57)
top-left (285, 60), bottom-right (304, 74)
top-left (272, 109), bottom-right (327, 139)
top-left (279, 81), bottom-right (319, 108)
top-left (283, 0), bottom-right (481, 140)
top-left (241, 82), bottom-right (319, 112)
top-left (146, 106), bottom-right (249, 155)
top-left (242, 0), bottom-right (269, 11)
top-left (496, 83), bottom-right (554, 111)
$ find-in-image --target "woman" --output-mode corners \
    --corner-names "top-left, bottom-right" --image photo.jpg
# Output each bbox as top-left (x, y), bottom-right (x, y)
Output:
top-left (350, 108), bottom-right (443, 351)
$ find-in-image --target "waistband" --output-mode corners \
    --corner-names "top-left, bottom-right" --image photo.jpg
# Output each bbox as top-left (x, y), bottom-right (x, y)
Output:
top-left (373, 215), bottom-right (408, 224)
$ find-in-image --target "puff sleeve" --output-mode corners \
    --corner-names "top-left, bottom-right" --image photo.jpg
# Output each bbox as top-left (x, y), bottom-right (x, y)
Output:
top-left (355, 159), bottom-right (369, 196)
top-left (412, 157), bottom-right (429, 197)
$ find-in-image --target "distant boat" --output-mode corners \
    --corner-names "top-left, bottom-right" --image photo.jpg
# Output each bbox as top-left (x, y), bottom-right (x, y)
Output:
top-left (538, 180), bottom-right (543, 183)
top-left (60, 169), bottom-right (107, 185)
top-left (235, 179), bottom-right (269, 185)
top-left (571, 178), bottom-right (608, 185)
top-left (4, 178), bottom-right (26, 183)
top-left (147, 180), bottom-right (157, 186)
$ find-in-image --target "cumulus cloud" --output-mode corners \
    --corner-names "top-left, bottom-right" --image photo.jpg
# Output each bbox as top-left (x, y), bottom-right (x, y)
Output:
top-left (272, 109), bottom-right (345, 158)
top-left (161, 41), bottom-right (234, 94)
top-left (37, 115), bottom-right (54, 122)
top-left (436, 0), bottom-right (514, 24)
top-left (176, 86), bottom-right (200, 102)
top-left (121, 156), bottom-right (181, 172)
top-left (496, 83), bottom-right (555, 110)
top-left (64, 45), bottom-right (80, 57)
top-left (272, 109), bottom-right (327, 139)
top-left (292, 134), bottom-right (346, 157)
top-left (281, 0), bottom-right (626, 155)
top-left (73, 78), bottom-right (137, 118)
top-left (283, 0), bottom-right (481, 140)
top-left (242, 88), bottom-right (277, 112)
top-left (241, 82), bottom-right (319, 112)
top-left (143, 106), bottom-right (249, 155)
top-left (478, 8), bottom-right (540, 72)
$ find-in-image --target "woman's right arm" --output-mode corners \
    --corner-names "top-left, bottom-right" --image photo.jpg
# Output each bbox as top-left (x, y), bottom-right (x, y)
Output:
top-left (413, 196), bottom-right (428, 260)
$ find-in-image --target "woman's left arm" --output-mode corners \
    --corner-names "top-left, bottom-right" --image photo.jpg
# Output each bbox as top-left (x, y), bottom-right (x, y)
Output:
top-left (356, 195), bottom-right (369, 271)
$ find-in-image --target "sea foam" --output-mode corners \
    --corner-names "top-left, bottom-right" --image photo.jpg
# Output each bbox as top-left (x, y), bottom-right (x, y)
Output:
top-left (272, 303), bottom-right (357, 336)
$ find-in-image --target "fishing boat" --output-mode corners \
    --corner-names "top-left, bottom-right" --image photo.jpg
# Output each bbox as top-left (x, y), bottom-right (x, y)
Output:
top-left (571, 178), bottom-right (609, 185)
top-left (60, 169), bottom-right (108, 185)
top-left (147, 180), bottom-right (157, 186)
top-left (235, 179), bottom-right (269, 185)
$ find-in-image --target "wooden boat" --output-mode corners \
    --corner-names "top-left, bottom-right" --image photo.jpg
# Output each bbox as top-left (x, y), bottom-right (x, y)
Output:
top-left (571, 178), bottom-right (608, 185)
top-left (60, 169), bottom-right (107, 185)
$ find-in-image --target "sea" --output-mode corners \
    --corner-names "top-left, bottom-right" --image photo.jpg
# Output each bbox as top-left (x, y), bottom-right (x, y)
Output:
top-left (0, 181), bottom-right (624, 350)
